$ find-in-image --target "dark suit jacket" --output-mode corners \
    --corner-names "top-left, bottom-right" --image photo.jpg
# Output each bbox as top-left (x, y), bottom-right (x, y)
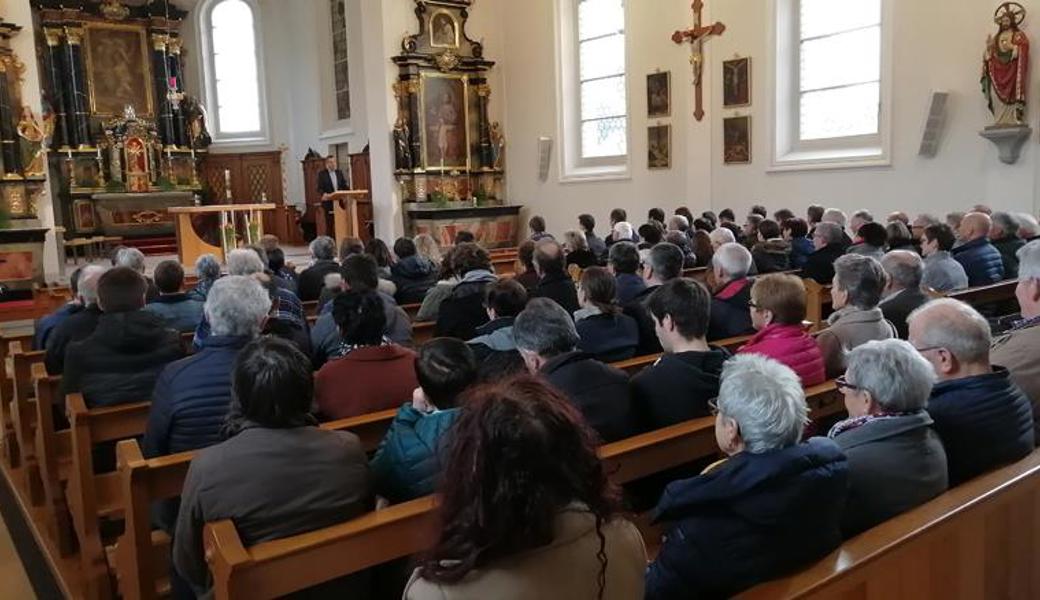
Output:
top-left (880, 287), bottom-right (931, 339)
top-left (316, 169), bottom-right (349, 210)
top-left (622, 284), bottom-right (662, 356)
top-left (533, 272), bottom-right (580, 315)
top-left (803, 244), bottom-right (845, 284)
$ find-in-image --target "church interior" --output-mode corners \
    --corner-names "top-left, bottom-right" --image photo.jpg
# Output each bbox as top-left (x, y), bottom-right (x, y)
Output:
top-left (0, 0), bottom-right (1036, 598)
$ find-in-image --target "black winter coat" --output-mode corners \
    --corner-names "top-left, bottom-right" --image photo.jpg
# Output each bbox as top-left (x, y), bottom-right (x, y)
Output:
top-left (296, 259), bottom-right (341, 302)
top-left (391, 256), bottom-right (437, 305)
top-left (62, 311), bottom-right (183, 408)
top-left (645, 437), bottom-right (849, 599)
top-left (540, 351), bottom-right (635, 443)
top-left (622, 285), bottom-right (663, 356)
top-left (45, 305), bottom-right (102, 375)
top-left (708, 279), bottom-right (755, 341)
top-left (992, 236), bottom-right (1025, 279)
top-left (532, 271), bottom-right (580, 315)
top-left (435, 277), bottom-right (494, 341)
top-left (802, 243), bottom-right (845, 284)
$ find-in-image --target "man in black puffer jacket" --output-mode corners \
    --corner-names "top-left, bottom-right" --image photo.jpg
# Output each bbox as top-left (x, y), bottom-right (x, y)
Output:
top-left (62, 267), bottom-right (184, 409)
top-left (436, 243), bottom-right (498, 341)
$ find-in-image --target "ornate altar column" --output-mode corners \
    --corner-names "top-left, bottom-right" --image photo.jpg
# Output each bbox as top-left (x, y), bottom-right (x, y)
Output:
top-left (41, 27), bottom-right (71, 149)
top-left (151, 33), bottom-right (176, 146)
top-left (61, 26), bottom-right (91, 147)
top-left (167, 37), bottom-right (188, 147)
top-left (0, 44), bottom-right (23, 176)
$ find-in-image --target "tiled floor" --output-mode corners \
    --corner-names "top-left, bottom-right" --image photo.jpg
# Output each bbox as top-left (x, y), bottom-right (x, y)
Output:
top-left (0, 516), bottom-right (35, 599)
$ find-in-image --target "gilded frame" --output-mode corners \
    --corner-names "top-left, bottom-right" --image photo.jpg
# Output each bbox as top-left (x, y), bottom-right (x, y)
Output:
top-left (647, 71), bottom-right (671, 118)
top-left (723, 115), bottom-right (752, 165)
top-left (83, 22), bottom-right (155, 118)
top-left (419, 71), bottom-right (471, 171)
top-left (722, 57), bottom-right (752, 108)
top-left (429, 10), bottom-right (460, 49)
top-left (648, 124), bottom-right (671, 169)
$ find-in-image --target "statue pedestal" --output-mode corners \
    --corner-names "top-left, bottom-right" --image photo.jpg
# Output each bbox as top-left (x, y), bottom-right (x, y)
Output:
top-left (980, 125), bottom-right (1032, 165)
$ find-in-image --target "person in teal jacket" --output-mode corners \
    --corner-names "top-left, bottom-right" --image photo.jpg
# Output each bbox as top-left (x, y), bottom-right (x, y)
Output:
top-left (370, 338), bottom-right (478, 503)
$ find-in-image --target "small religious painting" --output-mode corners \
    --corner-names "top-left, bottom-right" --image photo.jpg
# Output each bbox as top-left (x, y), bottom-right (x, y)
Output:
top-left (723, 57), bottom-right (751, 108)
top-left (420, 73), bottom-right (470, 170)
top-left (648, 125), bottom-right (671, 169)
top-left (647, 72), bottom-right (671, 118)
top-left (83, 24), bottom-right (154, 117)
top-left (723, 116), bottom-right (751, 164)
top-left (430, 11), bottom-right (459, 48)
top-left (73, 200), bottom-right (98, 231)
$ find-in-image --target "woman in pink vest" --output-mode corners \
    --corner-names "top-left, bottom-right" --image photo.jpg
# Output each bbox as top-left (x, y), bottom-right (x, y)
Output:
top-left (738, 274), bottom-right (826, 386)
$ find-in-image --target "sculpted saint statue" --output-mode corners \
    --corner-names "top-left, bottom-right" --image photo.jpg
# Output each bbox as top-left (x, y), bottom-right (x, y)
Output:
top-left (982, 2), bottom-right (1030, 125)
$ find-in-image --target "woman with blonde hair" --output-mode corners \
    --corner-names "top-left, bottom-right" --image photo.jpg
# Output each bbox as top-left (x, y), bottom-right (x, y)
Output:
top-left (738, 273), bottom-right (826, 386)
top-left (414, 233), bottom-right (442, 266)
top-left (563, 229), bottom-right (598, 269)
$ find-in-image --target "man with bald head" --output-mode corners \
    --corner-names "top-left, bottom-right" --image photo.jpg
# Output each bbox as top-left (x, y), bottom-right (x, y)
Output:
top-left (952, 212), bottom-right (1005, 286)
top-left (532, 238), bottom-right (579, 314)
top-left (879, 251), bottom-right (930, 339)
top-left (908, 300), bottom-right (1033, 485)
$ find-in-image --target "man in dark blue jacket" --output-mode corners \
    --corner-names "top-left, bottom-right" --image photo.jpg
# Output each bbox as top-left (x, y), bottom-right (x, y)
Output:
top-left (646, 355), bottom-right (848, 599)
top-left (952, 212), bottom-right (1006, 286)
top-left (607, 241), bottom-right (646, 305)
top-left (623, 242), bottom-right (685, 356)
top-left (909, 299), bottom-right (1034, 485)
top-left (143, 276), bottom-right (272, 459)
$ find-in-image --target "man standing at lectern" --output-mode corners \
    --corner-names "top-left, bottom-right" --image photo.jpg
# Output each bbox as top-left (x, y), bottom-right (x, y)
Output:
top-left (317, 155), bottom-right (349, 237)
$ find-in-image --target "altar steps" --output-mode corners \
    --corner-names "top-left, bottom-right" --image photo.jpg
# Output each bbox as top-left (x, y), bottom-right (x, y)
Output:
top-left (121, 236), bottom-right (179, 256)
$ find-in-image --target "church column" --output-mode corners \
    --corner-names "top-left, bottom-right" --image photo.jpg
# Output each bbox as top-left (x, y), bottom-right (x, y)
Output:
top-left (0, 55), bottom-right (22, 175)
top-left (473, 78), bottom-right (493, 169)
top-left (62, 26), bottom-right (90, 147)
top-left (167, 36), bottom-right (187, 147)
top-left (151, 33), bottom-right (175, 146)
top-left (41, 27), bottom-right (71, 149)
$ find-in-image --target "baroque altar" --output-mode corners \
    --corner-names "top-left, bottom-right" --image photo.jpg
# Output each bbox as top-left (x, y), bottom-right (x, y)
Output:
top-left (391, 0), bottom-right (519, 247)
top-left (32, 0), bottom-right (209, 237)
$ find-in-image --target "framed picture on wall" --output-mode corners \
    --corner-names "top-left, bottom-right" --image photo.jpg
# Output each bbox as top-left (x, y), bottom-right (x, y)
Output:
top-left (83, 23), bottom-right (155, 117)
top-left (723, 116), bottom-right (751, 164)
top-left (419, 72), bottom-right (471, 171)
top-left (723, 57), bottom-right (751, 108)
top-left (647, 72), bottom-right (671, 118)
top-left (648, 125), bottom-right (671, 169)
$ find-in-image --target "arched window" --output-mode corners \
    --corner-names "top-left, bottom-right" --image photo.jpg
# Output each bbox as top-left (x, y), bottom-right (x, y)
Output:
top-left (201, 0), bottom-right (267, 142)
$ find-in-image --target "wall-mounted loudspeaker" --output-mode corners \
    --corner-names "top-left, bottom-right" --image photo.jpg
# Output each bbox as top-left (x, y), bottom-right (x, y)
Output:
top-left (538, 137), bottom-right (553, 181)
top-left (919, 91), bottom-right (950, 158)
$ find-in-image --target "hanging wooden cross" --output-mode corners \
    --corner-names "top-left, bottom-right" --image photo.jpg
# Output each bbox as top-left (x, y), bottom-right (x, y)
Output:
top-left (672, 0), bottom-right (726, 121)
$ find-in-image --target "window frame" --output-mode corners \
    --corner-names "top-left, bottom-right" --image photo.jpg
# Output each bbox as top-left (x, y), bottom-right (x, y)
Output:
top-left (770, 0), bottom-right (892, 171)
top-left (198, 0), bottom-right (271, 146)
top-left (329, 0), bottom-right (351, 122)
top-left (555, 0), bottom-right (631, 182)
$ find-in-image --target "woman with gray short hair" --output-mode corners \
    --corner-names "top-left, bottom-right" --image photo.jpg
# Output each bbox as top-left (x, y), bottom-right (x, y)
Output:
top-left (817, 254), bottom-right (898, 378)
top-left (828, 339), bottom-right (948, 538)
top-left (645, 355), bottom-right (848, 599)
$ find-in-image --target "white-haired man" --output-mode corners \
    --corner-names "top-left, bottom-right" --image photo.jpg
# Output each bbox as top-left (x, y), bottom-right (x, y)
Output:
top-left (821, 208), bottom-right (853, 248)
top-left (115, 246), bottom-right (159, 302)
top-left (992, 240), bottom-right (1040, 437)
top-left (1018, 213), bottom-right (1040, 243)
top-left (707, 243), bottom-right (755, 341)
top-left (908, 299), bottom-right (1034, 485)
top-left (297, 236), bottom-right (339, 302)
top-left (44, 265), bottom-right (107, 375)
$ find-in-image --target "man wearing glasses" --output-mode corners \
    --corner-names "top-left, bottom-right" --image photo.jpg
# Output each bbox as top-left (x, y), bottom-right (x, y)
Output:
top-left (907, 299), bottom-right (1034, 485)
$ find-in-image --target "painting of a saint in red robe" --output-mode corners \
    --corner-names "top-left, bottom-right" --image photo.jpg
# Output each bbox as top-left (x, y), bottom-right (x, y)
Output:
top-left (982, 3), bottom-right (1030, 125)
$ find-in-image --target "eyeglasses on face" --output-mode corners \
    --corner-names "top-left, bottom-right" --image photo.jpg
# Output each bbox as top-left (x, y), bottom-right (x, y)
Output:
top-left (835, 375), bottom-right (861, 392)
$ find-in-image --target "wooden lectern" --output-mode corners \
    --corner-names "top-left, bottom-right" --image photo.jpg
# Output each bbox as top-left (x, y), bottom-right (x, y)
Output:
top-left (169, 204), bottom-right (276, 267)
top-left (315, 190), bottom-right (372, 246)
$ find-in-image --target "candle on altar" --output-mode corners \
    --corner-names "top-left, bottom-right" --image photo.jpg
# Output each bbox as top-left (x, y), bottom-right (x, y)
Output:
top-left (66, 148), bottom-right (73, 159)
top-left (224, 169), bottom-right (232, 200)
top-left (96, 147), bottom-right (102, 160)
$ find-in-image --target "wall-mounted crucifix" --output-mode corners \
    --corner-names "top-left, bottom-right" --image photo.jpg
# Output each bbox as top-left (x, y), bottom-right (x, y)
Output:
top-left (672, 0), bottom-right (726, 121)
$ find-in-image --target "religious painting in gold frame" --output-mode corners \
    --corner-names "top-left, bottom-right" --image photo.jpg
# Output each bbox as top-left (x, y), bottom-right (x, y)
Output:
top-left (648, 124), bottom-right (671, 169)
top-left (419, 72), bottom-right (471, 171)
top-left (723, 115), bottom-right (751, 164)
top-left (723, 57), bottom-right (751, 108)
top-left (430, 10), bottom-right (460, 49)
top-left (83, 23), bottom-right (155, 118)
top-left (647, 72), bottom-right (671, 118)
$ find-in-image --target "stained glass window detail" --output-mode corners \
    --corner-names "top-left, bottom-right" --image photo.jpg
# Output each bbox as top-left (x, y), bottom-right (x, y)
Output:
top-left (577, 0), bottom-right (627, 158)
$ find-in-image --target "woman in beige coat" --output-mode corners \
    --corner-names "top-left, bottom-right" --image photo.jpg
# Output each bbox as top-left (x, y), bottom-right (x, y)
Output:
top-left (817, 254), bottom-right (898, 378)
top-left (404, 376), bottom-right (647, 600)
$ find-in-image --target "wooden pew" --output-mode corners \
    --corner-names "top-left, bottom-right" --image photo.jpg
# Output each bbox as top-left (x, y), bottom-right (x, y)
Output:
top-left (301, 300), bottom-right (319, 318)
top-left (34, 376), bottom-right (75, 557)
top-left (804, 279), bottom-right (833, 332)
top-left (401, 303), bottom-right (422, 321)
top-left (740, 449), bottom-right (1040, 599)
top-left (11, 350), bottom-right (47, 504)
top-left (947, 278), bottom-right (1018, 308)
top-left (413, 321), bottom-right (435, 346)
top-left (0, 332), bottom-right (35, 468)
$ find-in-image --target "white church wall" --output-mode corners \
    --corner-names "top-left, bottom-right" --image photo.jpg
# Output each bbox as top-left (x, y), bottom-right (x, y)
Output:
top-left (495, 0), bottom-right (1040, 239)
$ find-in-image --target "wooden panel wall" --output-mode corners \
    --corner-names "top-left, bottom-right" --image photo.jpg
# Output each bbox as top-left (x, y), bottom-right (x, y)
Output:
top-left (200, 151), bottom-right (303, 245)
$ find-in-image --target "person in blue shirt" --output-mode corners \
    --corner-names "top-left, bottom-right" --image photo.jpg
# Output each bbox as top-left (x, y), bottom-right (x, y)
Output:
top-left (370, 338), bottom-right (478, 503)
top-left (34, 266), bottom-right (84, 351)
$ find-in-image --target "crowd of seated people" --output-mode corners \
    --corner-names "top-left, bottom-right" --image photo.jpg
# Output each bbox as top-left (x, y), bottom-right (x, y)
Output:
top-left (26, 202), bottom-right (1040, 599)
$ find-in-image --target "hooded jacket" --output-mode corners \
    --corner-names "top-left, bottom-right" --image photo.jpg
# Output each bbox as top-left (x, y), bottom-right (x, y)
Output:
top-left (62, 310), bottom-right (183, 408)
top-left (927, 367), bottom-right (1034, 485)
top-left (436, 270), bottom-right (498, 341)
top-left (831, 411), bottom-right (948, 538)
top-left (369, 403), bottom-right (459, 503)
top-left (752, 239), bottom-right (792, 274)
top-left (645, 437), bottom-right (848, 599)
top-left (391, 255), bottom-right (437, 305)
top-left (540, 351), bottom-right (635, 443)
top-left (708, 278), bottom-right (755, 341)
top-left (738, 323), bottom-right (826, 386)
top-left (630, 348), bottom-right (729, 431)
top-left (952, 237), bottom-right (1006, 286)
